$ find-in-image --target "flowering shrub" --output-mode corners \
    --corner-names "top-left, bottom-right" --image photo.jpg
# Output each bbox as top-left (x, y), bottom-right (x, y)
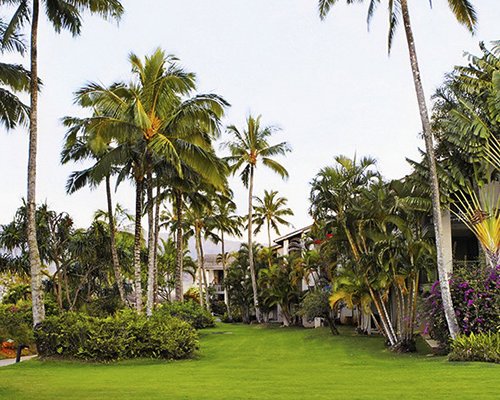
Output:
top-left (420, 264), bottom-right (500, 347)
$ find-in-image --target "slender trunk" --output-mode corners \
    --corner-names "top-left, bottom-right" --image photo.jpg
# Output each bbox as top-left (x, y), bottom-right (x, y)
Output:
top-left (27, 0), bottom-right (45, 327)
top-left (153, 183), bottom-right (161, 306)
top-left (267, 218), bottom-right (272, 249)
top-left (247, 166), bottom-right (261, 322)
top-left (195, 228), bottom-right (204, 307)
top-left (105, 175), bottom-right (126, 303)
top-left (221, 231), bottom-right (231, 319)
top-left (133, 177), bottom-right (143, 312)
top-left (199, 231), bottom-right (210, 310)
top-left (146, 170), bottom-right (156, 316)
top-left (174, 191), bottom-right (184, 301)
top-left (400, 0), bottom-right (460, 339)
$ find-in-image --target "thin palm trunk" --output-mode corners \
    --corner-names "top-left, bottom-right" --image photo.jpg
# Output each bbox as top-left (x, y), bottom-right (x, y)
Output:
top-left (400, 0), bottom-right (459, 339)
top-left (247, 166), bottom-right (261, 322)
top-left (133, 177), bottom-right (143, 312)
top-left (146, 170), bottom-right (156, 316)
top-left (105, 175), bottom-right (125, 303)
top-left (27, 0), bottom-right (45, 326)
top-left (195, 228), bottom-right (204, 307)
top-left (174, 190), bottom-right (184, 301)
top-left (153, 183), bottom-right (161, 306)
top-left (221, 231), bottom-right (231, 319)
top-left (200, 235), bottom-right (210, 310)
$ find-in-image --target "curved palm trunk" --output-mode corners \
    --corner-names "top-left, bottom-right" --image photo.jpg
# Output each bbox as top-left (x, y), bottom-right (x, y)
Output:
top-left (133, 177), bottom-right (144, 312)
top-left (146, 171), bottom-right (156, 316)
top-left (400, 0), bottom-right (459, 339)
top-left (27, 0), bottom-right (45, 327)
top-left (105, 175), bottom-right (125, 303)
top-left (174, 191), bottom-right (184, 301)
top-left (247, 166), bottom-right (261, 322)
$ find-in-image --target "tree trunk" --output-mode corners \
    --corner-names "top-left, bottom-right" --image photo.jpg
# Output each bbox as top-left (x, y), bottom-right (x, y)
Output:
top-left (27, 0), bottom-right (45, 327)
top-left (133, 177), bottom-right (143, 312)
top-left (195, 226), bottom-right (204, 307)
top-left (221, 231), bottom-right (232, 319)
top-left (199, 233), bottom-right (210, 310)
top-left (247, 166), bottom-right (261, 322)
top-left (153, 182), bottom-right (161, 306)
top-left (146, 170), bottom-right (156, 316)
top-left (174, 190), bottom-right (184, 301)
top-left (105, 175), bottom-right (125, 303)
top-left (400, 0), bottom-right (460, 339)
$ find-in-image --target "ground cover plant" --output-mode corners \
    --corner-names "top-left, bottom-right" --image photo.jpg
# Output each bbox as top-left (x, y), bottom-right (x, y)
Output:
top-left (1, 324), bottom-right (498, 400)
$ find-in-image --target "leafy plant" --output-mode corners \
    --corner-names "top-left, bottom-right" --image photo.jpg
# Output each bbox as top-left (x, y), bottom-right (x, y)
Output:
top-left (449, 332), bottom-right (500, 363)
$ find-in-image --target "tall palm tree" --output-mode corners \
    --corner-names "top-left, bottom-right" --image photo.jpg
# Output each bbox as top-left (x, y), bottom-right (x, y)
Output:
top-left (2, 0), bottom-right (124, 325)
top-left (253, 190), bottom-right (294, 249)
top-left (73, 49), bottom-right (228, 314)
top-left (317, 0), bottom-right (477, 339)
top-left (223, 115), bottom-right (291, 322)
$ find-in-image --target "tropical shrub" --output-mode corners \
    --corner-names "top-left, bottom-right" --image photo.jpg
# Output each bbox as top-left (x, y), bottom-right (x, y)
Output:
top-left (0, 302), bottom-right (33, 346)
top-left (420, 264), bottom-right (500, 347)
top-left (300, 289), bottom-right (339, 335)
top-left (35, 311), bottom-right (198, 361)
top-left (154, 301), bottom-right (215, 329)
top-left (449, 332), bottom-right (500, 363)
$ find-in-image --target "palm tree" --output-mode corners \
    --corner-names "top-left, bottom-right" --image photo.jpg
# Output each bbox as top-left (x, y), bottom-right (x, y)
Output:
top-left (317, 0), bottom-right (477, 339)
top-left (253, 190), bottom-right (293, 249)
top-left (212, 191), bottom-right (243, 316)
top-left (60, 126), bottom-right (126, 303)
top-left (0, 19), bottom-right (30, 130)
top-left (223, 115), bottom-right (291, 322)
top-left (2, 0), bottom-right (124, 325)
top-left (73, 49), bottom-right (228, 314)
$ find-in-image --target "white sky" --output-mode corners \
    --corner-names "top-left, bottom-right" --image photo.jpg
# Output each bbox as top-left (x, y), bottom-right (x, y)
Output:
top-left (0, 0), bottom-right (498, 244)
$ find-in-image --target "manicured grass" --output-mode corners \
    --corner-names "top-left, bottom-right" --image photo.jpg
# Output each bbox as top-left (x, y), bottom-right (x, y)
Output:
top-left (0, 324), bottom-right (498, 399)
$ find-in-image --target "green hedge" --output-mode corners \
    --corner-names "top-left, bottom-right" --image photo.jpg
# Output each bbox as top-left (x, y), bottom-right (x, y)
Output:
top-left (449, 332), bottom-right (500, 363)
top-left (35, 310), bottom-right (198, 361)
top-left (154, 301), bottom-right (215, 329)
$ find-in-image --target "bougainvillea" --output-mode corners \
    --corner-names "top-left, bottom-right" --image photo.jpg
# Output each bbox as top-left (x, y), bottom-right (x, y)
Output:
top-left (420, 264), bottom-right (500, 346)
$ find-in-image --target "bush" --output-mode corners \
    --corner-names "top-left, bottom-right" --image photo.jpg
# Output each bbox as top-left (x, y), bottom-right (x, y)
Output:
top-left (420, 264), bottom-right (500, 347)
top-left (0, 302), bottom-right (33, 346)
top-left (449, 332), bottom-right (500, 363)
top-left (154, 301), bottom-right (215, 329)
top-left (35, 310), bottom-right (198, 362)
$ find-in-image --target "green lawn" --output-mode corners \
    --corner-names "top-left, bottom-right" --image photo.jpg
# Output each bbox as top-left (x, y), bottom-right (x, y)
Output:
top-left (0, 324), bottom-right (498, 399)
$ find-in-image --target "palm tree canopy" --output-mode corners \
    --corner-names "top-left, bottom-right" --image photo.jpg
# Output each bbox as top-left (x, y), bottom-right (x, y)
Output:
top-left (222, 114), bottom-right (291, 187)
top-left (318, 0), bottom-right (477, 52)
top-left (253, 189), bottom-right (294, 236)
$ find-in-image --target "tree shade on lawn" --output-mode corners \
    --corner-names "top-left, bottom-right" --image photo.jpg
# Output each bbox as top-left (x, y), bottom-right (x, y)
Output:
top-left (0, 324), bottom-right (498, 399)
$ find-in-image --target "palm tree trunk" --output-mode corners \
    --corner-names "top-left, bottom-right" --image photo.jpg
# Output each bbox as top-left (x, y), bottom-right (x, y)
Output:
top-left (146, 170), bottom-right (156, 316)
top-left (400, 0), bottom-right (460, 339)
top-left (27, 0), bottom-right (45, 327)
top-left (133, 177), bottom-right (143, 312)
top-left (105, 175), bottom-right (125, 303)
top-left (195, 228), bottom-right (204, 307)
top-left (174, 190), bottom-right (184, 301)
top-left (247, 166), bottom-right (261, 322)
top-left (153, 183), bottom-right (161, 306)
top-left (221, 231), bottom-right (231, 319)
top-left (199, 234), bottom-right (210, 310)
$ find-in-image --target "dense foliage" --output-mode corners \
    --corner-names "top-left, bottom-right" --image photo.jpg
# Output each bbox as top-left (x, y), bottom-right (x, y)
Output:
top-left (35, 311), bottom-right (198, 362)
top-left (449, 331), bottom-right (500, 363)
top-left (154, 301), bottom-right (215, 329)
top-left (421, 264), bottom-right (500, 347)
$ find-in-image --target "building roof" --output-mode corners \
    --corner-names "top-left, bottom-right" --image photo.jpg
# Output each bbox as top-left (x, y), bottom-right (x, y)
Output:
top-left (273, 225), bottom-right (312, 245)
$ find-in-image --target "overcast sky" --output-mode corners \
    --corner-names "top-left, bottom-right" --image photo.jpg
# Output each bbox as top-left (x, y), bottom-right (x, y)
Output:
top-left (0, 0), bottom-right (498, 243)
